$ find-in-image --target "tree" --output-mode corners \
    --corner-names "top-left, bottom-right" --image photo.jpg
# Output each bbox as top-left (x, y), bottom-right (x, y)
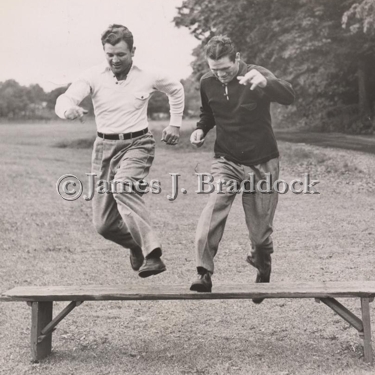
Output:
top-left (342, 0), bottom-right (375, 131)
top-left (343, 0), bottom-right (375, 35)
top-left (45, 86), bottom-right (69, 111)
top-left (26, 84), bottom-right (46, 104)
top-left (181, 77), bottom-right (200, 117)
top-left (0, 80), bottom-right (29, 118)
top-left (147, 91), bottom-right (170, 118)
top-left (174, 0), bottom-right (375, 133)
top-left (0, 80), bottom-right (97, 120)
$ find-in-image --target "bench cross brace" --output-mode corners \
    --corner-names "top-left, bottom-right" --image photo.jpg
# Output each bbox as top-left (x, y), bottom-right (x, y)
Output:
top-left (316, 297), bottom-right (373, 364)
top-left (28, 300), bottom-right (83, 362)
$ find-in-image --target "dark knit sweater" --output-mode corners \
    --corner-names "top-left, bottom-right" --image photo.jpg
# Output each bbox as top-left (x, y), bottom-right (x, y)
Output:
top-left (196, 61), bottom-right (295, 166)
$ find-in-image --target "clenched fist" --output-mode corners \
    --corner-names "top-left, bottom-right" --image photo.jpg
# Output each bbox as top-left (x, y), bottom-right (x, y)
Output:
top-left (64, 106), bottom-right (88, 122)
top-left (190, 129), bottom-right (205, 148)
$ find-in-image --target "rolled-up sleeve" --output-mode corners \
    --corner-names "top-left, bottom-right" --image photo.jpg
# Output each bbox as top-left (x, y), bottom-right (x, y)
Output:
top-left (154, 72), bottom-right (184, 127)
top-left (55, 75), bottom-right (91, 119)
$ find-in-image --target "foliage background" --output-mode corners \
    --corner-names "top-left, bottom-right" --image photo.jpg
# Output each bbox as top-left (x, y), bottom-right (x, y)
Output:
top-left (174, 0), bottom-right (375, 134)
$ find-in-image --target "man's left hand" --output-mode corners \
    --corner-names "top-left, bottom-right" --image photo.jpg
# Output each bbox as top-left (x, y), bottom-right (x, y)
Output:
top-left (161, 125), bottom-right (180, 145)
top-left (237, 69), bottom-right (267, 90)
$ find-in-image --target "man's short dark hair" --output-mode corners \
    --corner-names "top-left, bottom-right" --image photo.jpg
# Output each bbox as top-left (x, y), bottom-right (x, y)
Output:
top-left (205, 35), bottom-right (236, 62)
top-left (101, 24), bottom-right (134, 50)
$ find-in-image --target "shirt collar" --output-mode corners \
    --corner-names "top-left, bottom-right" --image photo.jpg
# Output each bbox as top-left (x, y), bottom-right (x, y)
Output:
top-left (237, 60), bottom-right (248, 77)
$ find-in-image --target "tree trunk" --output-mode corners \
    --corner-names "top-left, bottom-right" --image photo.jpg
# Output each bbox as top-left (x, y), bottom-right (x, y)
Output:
top-left (358, 58), bottom-right (372, 117)
top-left (356, 57), bottom-right (374, 134)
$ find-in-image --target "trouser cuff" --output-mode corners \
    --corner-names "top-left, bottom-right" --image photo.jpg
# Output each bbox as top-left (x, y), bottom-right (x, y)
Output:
top-left (197, 266), bottom-right (212, 275)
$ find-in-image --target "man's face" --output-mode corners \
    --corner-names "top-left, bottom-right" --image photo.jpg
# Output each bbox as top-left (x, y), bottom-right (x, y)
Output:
top-left (104, 40), bottom-right (134, 75)
top-left (207, 55), bottom-right (239, 84)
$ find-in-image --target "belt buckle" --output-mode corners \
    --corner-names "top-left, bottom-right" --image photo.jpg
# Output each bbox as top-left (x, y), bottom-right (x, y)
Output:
top-left (119, 134), bottom-right (125, 140)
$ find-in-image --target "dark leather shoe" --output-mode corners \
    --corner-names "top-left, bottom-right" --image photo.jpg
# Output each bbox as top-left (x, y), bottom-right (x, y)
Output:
top-left (190, 272), bottom-right (212, 292)
top-left (138, 257), bottom-right (166, 278)
top-left (246, 255), bottom-right (271, 304)
top-left (129, 248), bottom-right (144, 271)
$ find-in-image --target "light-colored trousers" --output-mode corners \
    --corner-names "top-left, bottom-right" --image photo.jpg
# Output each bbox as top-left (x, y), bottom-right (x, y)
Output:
top-left (195, 157), bottom-right (279, 274)
top-left (91, 132), bottom-right (161, 257)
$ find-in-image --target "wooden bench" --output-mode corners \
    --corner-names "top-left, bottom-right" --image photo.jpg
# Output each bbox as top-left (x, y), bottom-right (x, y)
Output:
top-left (1, 281), bottom-right (374, 364)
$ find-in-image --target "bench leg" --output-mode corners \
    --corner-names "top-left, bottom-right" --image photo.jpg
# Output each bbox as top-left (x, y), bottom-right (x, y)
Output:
top-left (30, 301), bottom-right (53, 362)
top-left (318, 297), bottom-right (373, 364)
top-left (361, 298), bottom-right (373, 365)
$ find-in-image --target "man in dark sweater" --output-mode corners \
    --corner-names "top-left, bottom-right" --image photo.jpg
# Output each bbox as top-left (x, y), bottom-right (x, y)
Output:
top-left (190, 36), bottom-right (295, 301)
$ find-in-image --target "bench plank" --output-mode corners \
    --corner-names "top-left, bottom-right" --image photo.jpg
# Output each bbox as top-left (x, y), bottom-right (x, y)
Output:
top-left (3, 281), bottom-right (375, 301)
top-left (1, 282), bottom-right (374, 364)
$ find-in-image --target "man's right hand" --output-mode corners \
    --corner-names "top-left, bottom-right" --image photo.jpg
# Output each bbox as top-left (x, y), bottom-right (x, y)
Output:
top-left (64, 106), bottom-right (88, 121)
top-left (190, 129), bottom-right (205, 148)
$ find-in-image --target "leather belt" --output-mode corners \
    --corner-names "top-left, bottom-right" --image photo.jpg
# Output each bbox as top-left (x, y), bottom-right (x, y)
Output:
top-left (97, 128), bottom-right (148, 140)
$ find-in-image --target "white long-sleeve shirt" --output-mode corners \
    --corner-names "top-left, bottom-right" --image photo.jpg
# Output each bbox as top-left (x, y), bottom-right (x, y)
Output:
top-left (55, 62), bottom-right (184, 134)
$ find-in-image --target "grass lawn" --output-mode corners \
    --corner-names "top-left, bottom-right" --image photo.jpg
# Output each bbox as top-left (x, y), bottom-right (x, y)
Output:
top-left (0, 119), bottom-right (374, 375)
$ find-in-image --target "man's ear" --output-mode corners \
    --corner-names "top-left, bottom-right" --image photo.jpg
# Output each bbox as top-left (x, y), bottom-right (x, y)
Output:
top-left (131, 46), bottom-right (136, 57)
top-left (236, 52), bottom-right (240, 62)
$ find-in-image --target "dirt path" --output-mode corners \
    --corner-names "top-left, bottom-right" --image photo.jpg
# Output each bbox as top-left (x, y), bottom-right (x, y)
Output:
top-left (274, 129), bottom-right (375, 154)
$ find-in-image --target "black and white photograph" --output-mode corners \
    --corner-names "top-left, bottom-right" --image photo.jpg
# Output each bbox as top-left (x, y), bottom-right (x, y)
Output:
top-left (1, 0), bottom-right (375, 374)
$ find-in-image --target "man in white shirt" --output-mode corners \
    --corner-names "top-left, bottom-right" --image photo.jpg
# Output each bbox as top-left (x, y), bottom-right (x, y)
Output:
top-left (55, 24), bottom-right (184, 277)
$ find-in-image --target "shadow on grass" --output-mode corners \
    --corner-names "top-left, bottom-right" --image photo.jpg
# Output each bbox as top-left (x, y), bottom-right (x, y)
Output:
top-left (54, 137), bottom-right (96, 149)
top-left (41, 330), bottom-right (365, 375)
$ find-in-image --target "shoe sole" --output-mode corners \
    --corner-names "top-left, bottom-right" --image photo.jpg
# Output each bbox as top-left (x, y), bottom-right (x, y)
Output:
top-left (138, 266), bottom-right (166, 278)
top-left (190, 284), bottom-right (212, 293)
